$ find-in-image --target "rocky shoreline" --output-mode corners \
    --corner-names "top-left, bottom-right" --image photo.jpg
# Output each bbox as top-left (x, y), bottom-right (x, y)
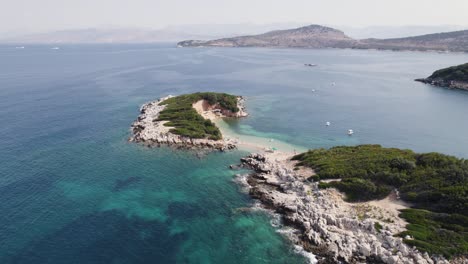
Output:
top-left (129, 95), bottom-right (247, 151)
top-left (415, 78), bottom-right (468, 91)
top-left (238, 153), bottom-right (453, 264)
top-left (130, 95), bottom-right (463, 263)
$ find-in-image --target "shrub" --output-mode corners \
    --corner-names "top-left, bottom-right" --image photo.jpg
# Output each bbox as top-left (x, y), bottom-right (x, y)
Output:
top-left (398, 209), bottom-right (468, 258)
top-left (374, 222), bottom-right (383, 232)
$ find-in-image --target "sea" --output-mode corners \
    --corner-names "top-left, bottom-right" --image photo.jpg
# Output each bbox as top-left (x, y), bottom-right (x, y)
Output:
top-left (1, 44), bottom-right (467, 263)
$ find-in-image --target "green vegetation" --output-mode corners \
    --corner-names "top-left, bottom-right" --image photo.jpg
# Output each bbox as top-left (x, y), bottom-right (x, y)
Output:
top-left (157, 92), bottom-right (239, 140)
top-left (374, 222), bottom-right (383, 233)
top-left (292, 144), bottom-right (468, 258)
top-left (292, 145), bottom-right (467, 213)
top-left (319, 178), bottom-right (391, 201)
top-left (429, 63), bottom-right (468, 82)
top-left (399, 209), bottom-right (467, 258)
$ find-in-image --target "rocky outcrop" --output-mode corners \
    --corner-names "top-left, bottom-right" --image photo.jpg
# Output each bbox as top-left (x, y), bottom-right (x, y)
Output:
top-left (239, 153), bottom-right (450, 264)
top-left (415, 63), bottom-right (468, 91)
top-left (415, 78), bottom-right (468, 91)
top-left (129, 95), bottom-right (246, 151)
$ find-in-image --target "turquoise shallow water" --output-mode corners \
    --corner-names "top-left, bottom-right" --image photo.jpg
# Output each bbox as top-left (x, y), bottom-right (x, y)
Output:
top-left (1, 44), bottom-right (468, 263)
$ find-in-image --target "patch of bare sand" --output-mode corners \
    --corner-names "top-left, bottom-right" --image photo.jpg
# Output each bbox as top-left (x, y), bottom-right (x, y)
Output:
top-left (266, 150), bottom-right (315, 180)
top-left (193, 100), bottom-right (218, 121)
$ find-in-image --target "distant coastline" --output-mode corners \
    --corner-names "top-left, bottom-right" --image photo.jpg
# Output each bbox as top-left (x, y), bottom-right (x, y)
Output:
top-left (178, 24), bottom-right (468, 53)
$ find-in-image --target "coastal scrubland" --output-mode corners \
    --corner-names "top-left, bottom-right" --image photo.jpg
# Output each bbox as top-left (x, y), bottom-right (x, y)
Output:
top-left (428, 63), bottom-right (468, 83)
top-left (157, 92), bottom-right (239, 140)
top-left (416, 63), bottom-right (468, 90)
top-left (292, 144), bottom-right (468, 258)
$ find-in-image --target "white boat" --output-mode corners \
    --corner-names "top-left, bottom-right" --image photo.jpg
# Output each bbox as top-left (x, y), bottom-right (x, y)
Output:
top-left (347, 129), bottom-right (354, 135)
top-left (326, 121), bottom-right (331, 126)
top-left (331, 82), bottom-right (336, 86)
top-left (51, 47), bottom-right (60, 50)
top-left (311, 89), bottom-right (316, 92)
top-left (15, 46), bottom-right (25, 49)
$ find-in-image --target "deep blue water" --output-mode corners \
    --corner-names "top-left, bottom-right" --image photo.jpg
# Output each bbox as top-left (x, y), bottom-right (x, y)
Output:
top-left (1, 44), bottom-right (468, 263)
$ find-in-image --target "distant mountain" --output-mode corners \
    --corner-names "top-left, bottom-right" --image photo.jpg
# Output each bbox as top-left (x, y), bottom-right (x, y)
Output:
top-left (0, 28), bottom-right (216, 44)
top-left (178, 25), bottom-right (358, 49)
top-left (361, 30), bottom-right (468, 52)
top-left (416, 63), bottom-right (468, 91)
top-left (178, 24), bottom-right (468, 52)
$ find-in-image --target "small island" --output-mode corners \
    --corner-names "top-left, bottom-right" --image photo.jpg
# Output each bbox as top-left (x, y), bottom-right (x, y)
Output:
top-left (129, 92), bottom-right (247, 151)
top-left (416, 63), bottom-right (468, 91)
top-left (240, 145), bottom-right (467, 263)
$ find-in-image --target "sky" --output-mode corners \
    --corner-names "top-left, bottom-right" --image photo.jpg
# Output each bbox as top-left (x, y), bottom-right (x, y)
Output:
top-left (1, 0), bottom-right (468, 34)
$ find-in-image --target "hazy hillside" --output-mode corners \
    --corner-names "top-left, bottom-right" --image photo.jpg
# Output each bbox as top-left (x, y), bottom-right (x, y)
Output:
top-left (338, 25), bottom-right (467, 39)
top-left (178, 24), bottom-right (468, 52)
top-left (361, 30), bottom-right (468, 52)
top-left (178, 25), bottom-right (358, 49)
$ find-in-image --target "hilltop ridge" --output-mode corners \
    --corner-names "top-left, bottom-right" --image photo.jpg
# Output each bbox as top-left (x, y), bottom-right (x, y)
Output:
top-left (178, 24), bottom-right (468, 52)
top-left (178, 25), bottom-right (358, 49)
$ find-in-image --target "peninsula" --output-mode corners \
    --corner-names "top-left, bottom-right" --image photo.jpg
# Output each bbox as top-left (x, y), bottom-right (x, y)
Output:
top-left (416, 63), bottom-right (468, 91)
top-left (240, 145), bottom-right (467, 263)
top-left (177, 24), bottom-right (468, 53)
top-left (129, 92), bottom-right (247, 151)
